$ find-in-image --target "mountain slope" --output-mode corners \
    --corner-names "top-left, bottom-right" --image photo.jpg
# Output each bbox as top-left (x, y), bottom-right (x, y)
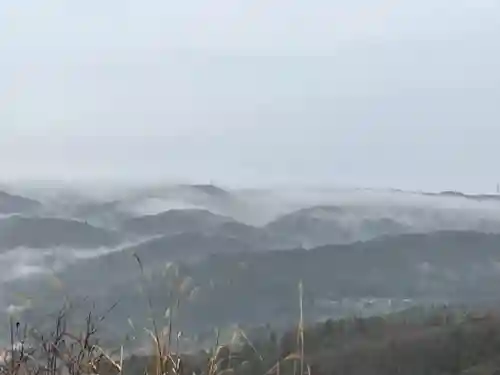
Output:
top-left (0, 191), bottom-right (42, 214)
top-left (266, 203), bottom-right (500, 247)
top-left (125, 232), bottom-right (260, 261)
top-left (0, 216), bottom-right (123, 250)
top-left (266, 205), bottom-right (410, 246)
top-left (8, 230), bottom-right (500, 342)
top-left (121, 209), bottom-right (236, 236)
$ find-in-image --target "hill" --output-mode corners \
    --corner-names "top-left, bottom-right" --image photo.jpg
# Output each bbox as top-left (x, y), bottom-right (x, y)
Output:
top-left (265, 203), bottom-right (500, 247)
top-left (7, 230), bottom-right (500, 343)
top-left (0, 216), bottom-right (123, 250)
top-left (266, 205), bottom-right (410, 246)
top-left (120, 209), bottom-right (236, 237)
top-left (427, 190), bottom-right (500, 201)
top-left (123, 232), bottom-right (262, 261)
top-left (0, 190), bottom-right (41, 214)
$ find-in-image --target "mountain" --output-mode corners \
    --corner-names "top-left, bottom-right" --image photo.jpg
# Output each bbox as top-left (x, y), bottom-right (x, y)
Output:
top-left (212, 221), bottom-right (297, 249)
top-left (6, 184), bottom-right (500, 350)
top-left (48, 231), bottom-right (264, 292)
top-left (8, 230), bottom-right (500, 344)
top-left (122, 231), bottom-right (261, 262)
top-left (121, 209), bottom-right (236, 237)
top-left (265, 203), bottom-right (500, 248)
top-left (186, 184), bottom-right (231, 198)
top-left (121, 208), bottom-right (296, 249)
top-left (0, 190), bottom-right (41, 214)
top-left (426, 190), bottom-right (500, 201)
top-left (0, 216), bottom-right (123, 250)
top-left (70, 200), bottom-right (128, 228)
top-left (266, 205), bottom-right (411, 247)
top-left (113, 183), bottom-right (261, 225)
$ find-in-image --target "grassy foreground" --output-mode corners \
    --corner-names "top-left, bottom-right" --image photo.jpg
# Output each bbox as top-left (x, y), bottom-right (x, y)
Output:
top-left (3, 258), bottom-right (500, 375)
top-left (3, 302), bottom-right (500, 375)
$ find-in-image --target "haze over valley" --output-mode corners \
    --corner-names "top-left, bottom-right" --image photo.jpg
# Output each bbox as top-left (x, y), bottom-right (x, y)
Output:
top-left (2, 1), bottom-right (500, 373)
top-left (1, 183), bottom-right (500, 351)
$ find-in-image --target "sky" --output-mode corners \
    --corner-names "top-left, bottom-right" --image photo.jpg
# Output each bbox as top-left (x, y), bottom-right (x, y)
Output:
top-left (1, 0), bottom-right (500, 192)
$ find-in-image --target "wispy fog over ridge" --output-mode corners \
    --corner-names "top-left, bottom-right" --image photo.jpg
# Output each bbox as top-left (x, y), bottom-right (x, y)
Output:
top-left (1, 183), bottom-right (500, 279)
top-left (1, 181), bottom-right (500, 348)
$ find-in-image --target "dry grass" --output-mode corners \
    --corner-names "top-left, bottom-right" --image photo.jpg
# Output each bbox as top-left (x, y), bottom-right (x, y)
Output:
top-left (5, 281), bottom-right (500, 375)
top-left (0, 303), bottom-right (123, 375)
top-left (130, 260), bottom-right (309, 375)
top-left (0, 254), bottom-right (310, 375)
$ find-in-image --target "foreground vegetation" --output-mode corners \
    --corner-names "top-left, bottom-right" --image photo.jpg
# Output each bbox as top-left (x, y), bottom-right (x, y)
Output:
top-left (4, 244), bottom-right (500, 375)
top-left (3, 302), bottom-right (500, 375)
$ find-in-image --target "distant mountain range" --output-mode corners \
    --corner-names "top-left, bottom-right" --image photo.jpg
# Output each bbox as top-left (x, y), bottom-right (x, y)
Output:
top-left (121, 209), bottom-right (235, 237)
top-left (1, 182), bottom-right (500, 255)
top-left (265, 203), bottom-right (500, 248)
top-left (0, 190), bottom-right (41, 214)
top-left (1, 182), bottom-right (500, 252)
top-left (2, 183), bottom-right (500, 349)
top-left (121, 208), bottom-right (295, 249)
top-left (426, 190), bottom-right (500, 201)
top-left (5, 229), bottom-right (500, 345)
top-left (0, 216), bottom-right (122, 250)
top-left (265, 205), bottom-right (411, 247)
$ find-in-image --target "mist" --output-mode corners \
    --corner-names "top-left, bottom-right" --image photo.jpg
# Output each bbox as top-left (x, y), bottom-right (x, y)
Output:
top-left (2, 1), bottom-right (500, 364)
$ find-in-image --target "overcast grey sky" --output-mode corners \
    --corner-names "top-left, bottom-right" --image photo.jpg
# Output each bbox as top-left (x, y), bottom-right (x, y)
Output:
top-left (1, 1), bottom-right (499, 191)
